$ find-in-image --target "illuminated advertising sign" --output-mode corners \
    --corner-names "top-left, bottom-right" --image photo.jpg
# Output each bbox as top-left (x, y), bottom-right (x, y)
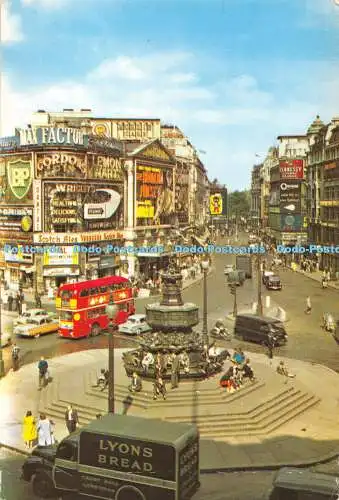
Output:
top-left (175, 163), bottom-right (189, 224)
top-left (43, 246), bottom-right (79, 266)
top-left (0, 136), bottom-right (19, 151)
top-left (279, 159), bottom-right (304, 179)
top-left (43, 182), bottom-right (123, 231)
top-left (280, 214), bottom-right (302, 232)
top-left (0, 155), bottom-right (33, 205)
top-left (279, 182), bottom-right (301, 204)
top-left (209, 190), bottom-right (227, 216)
top-left (0, 207), bottom-right (33, 233)
top-left (36, 152), bottom-right (87, 179)
top-left (18, 127), bottom-right (88, 147)
top-left (136, 165), bottom-right (174, 223)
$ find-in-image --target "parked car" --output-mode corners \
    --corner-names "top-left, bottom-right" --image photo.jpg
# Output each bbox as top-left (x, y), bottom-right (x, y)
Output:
top-left (1, 332), bottom-right (11, 347)
top-left (118, 314), bottom-right (151, 335)
top-left (265, 275), bottom-right (282, 290)
top-left (269, 467), bottom-right (339, 499)
top-left (234, 314), bottom-right (288, 345)
top-left (14, 317), bottom-right (59, 338)
top-left (262, 271), bottom-right (274, 285)
top-left (224, 264), bottom-right (234, 275)
top-left (14, 308), bottom-right (52, 327)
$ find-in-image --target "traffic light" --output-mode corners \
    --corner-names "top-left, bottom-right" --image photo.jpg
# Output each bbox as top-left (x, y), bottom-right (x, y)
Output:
top-left (229, 284), bottom-right (236, 295)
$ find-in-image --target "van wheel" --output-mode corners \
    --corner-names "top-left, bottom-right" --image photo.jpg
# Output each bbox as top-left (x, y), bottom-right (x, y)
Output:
top-left (91, 324), bottom-right (100, 337)
top-left (32, 471), bottom-right (55, 498)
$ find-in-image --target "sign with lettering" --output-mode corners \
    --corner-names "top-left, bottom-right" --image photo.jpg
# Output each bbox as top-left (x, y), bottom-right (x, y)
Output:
top-left (178, 437), bottom-right (199, 500)
top-left (33, 180), bottom-right (42, 231)
top-left (280, 214), bottom-right (302, 232)
top-left (88, 155), bottom-right (123, 180)
top-left (18, 127), bottom-right (88, 147)
top-left (43, 246), bottom-right (79, 266)
top-left (43, 182), bottom-right (123, 231)
top-left (279, 159), bottom-right (304, 179)
top-left (7, 158), bottom-right (33, 200)
top-left (0, 155), bottom-right (33, 205)
top-left (79, 433), bottom-right (175, 481)
top-left (136, 165), bottom-right (174, 224)
top-left (36, 152), bottom-right (87, 178)
top-left (33, 230), bottom-right (124, 244)
top-left (175, 163), bottom-right (189, 223)
top-left (4, 244), bottom-right (33, 263)
top-left (112, 119), bottom-right (160, 141)
top-left (0, 207), bottom-right (33, 232)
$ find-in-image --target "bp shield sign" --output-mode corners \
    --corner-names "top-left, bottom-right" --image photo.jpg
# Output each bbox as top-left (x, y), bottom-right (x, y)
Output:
top-left (7, 159), bottom-right (32, 200)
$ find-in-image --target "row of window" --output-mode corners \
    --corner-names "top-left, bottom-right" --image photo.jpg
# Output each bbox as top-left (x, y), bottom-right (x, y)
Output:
top-left (60, 282), bottom-right (131, 299)
top-left (60, 302), bottom-right (130, 321)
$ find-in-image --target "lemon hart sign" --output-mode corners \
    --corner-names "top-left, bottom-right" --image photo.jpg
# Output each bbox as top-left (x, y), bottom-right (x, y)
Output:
top-left (0, 155), bottom-right (33, 204)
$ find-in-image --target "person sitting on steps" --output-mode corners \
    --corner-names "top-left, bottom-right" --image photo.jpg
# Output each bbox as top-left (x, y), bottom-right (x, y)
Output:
top-left (276, 360), bottom-right (295, 378)
top-left (153, 376), bottom-right (166, 400)
top-left (93, 369), bottom-right (109, 391)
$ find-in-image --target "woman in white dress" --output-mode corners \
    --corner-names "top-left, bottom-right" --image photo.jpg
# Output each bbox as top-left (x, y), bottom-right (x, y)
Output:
top-left (37, 413), bottom-right (53, 446)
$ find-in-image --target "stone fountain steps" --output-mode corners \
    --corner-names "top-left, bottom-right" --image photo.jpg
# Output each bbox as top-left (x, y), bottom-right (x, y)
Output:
top-left (84, 379), bottom-right (265, 409)
top-left (163, 390), bottom-right (320, 437)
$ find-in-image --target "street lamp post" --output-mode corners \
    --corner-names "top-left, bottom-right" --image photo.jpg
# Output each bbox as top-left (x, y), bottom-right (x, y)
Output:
top-left (105, 299), bottom-right (118, 414)
top-left (201, 259), bottom-right (209, 345)
top-left (230, 283), bottom-right (237, 317)
top-left (256, 253), bottom-right (263, 316)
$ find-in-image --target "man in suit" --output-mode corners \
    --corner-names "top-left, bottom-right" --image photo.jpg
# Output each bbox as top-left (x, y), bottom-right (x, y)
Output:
top-left (65, 405), bottom-right (79, 434)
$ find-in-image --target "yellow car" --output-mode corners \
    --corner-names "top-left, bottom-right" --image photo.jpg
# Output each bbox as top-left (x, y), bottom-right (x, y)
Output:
top-left (14, 317), bottom-right (59, 338)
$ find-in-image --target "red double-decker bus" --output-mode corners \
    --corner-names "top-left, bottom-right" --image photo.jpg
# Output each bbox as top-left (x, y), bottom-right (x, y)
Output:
top-left (56, 276), bottom-right (135, 339)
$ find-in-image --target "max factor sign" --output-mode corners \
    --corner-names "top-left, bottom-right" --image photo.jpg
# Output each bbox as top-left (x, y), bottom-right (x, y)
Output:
top-left (18, 127), bottom-right (88, 148)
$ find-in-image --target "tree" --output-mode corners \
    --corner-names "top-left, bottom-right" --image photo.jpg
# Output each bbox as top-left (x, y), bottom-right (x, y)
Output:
top-left (229, 190), bottom-right (250, 218)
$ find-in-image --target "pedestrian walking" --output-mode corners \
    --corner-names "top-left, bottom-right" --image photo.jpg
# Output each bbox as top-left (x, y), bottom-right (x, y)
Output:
top-left (171, 352), bottom-right (180, 389)
top-left (11, 343), bottom-right (20, 371)
top-left (38, 356), bottom-right (48, 390)
top-left (22, 410), bottom-right (37, 449)
top-left (305, 296), bottom-right (312, 314)
top-left (37, 413), bottom-right (53, 446)
top-left (153, 377), bottom-right (167, 400)
top-left (267, 328), bottom-right (276, 363)
top-left (65, 405), bottom-right (79, 434)
top-left (7, 292), bottom-right (13, 311)
top-left (35, 292), bottom-right (42, 308)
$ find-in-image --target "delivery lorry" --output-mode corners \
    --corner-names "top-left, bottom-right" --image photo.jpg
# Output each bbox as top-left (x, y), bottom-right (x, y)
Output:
top-left (21, 413), bottom-right (200, 500)
top-left (236, 255), bottom-right (252, 278)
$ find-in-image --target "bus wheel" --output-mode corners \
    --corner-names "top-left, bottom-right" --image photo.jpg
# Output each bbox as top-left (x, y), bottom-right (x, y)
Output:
top-left (90, 324), bottom-right (100, 337)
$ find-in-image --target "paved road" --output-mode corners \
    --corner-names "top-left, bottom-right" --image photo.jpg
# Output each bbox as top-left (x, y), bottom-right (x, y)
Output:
top-left (3, 448), bottom-right (339, 500)
top-left (0, 448), bottom-right (276, 500)
top-left (2, 235), bottom-right (339, 373)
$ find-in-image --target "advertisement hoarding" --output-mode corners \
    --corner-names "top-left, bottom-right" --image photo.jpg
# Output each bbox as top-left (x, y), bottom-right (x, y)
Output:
top-left (43, 181), bottom-right (123, 232)
top-left (18, 127), bottom-right (88, 148)
top-left (279, 159), bottom-right (304, 179)
top-left (280, 214), bottom-right (302, 232)
top-left (174, 163), bottom-right (189, 224)
top-left (209, 190), bottom-right (227, 216)
top-left (43, 246), bottom-right (79, 266)
top-left (136, 165), bottom-right (174, 224)
top-left (279, 182), bottom-right (301, 204)
top-left (0, 207), bottom-right (33, 233)
top-left (0, 155), bottom-right (33, 205)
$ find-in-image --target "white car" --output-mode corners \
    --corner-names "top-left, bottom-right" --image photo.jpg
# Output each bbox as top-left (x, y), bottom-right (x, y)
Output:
top-left (14, 308), bottom-right (52, 327)
top-left (1, 332), bottom-right (11, 347)
top-left (224, 264), bottom-right (234, 275)
top-left (118, 314), bottom-right (152, 336)
top-left (14, 317), bottom-right (59, 338)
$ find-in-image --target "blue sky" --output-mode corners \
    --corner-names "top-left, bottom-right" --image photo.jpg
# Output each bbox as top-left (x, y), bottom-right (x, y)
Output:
top-left (2, 0), bottom-right (339, 189)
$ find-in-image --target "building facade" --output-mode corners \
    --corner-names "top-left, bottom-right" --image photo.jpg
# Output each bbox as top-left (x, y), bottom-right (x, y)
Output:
top-left (307, 117), bottom-right (339, 274)
top-left (250, 164), bottom-right (261, 227)
top-left (0, 110), bottom-right (212, 290)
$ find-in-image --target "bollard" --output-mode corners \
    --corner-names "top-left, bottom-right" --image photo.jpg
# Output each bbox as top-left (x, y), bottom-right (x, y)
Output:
top-left (265, 295), bottom-right (270, 308)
